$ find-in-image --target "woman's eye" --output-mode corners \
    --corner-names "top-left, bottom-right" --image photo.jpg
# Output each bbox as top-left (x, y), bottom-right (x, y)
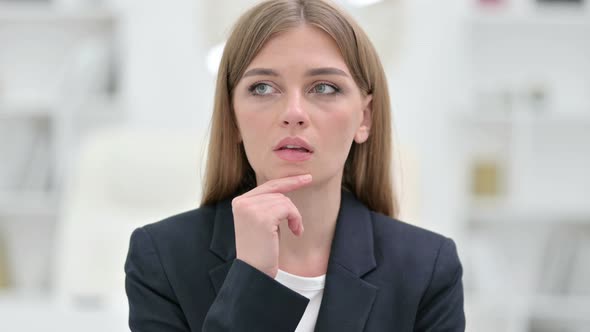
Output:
top-left (311, 83), bottom-right (339, 95)
top-left (248, 82), bottom-right (339, 96)
top-left (249, 83), bottom-right (276, 96)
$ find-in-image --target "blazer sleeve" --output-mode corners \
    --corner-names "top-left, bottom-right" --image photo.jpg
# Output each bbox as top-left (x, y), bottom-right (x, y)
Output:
top-left (414, 238), bottom-right (466, 332)
top-left (202, 259), bottom-right (310, 331)
top-left (125, 227), bottom-right (191, 332)
top-left (125, 227), bottom-right (310, 332)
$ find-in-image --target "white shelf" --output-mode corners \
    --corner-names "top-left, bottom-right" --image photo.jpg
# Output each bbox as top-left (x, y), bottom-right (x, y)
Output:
top-left (467, 292), bottom-right (590, 323)
top-left (453, 111), bottom-right (590, 128)
top-left (0, 291), bottom-right (128, 332)
top-left (531, 294), bottom-right (590, 322)
top-left (466, 9), bottom-right (590, 28)
top-left (0, 4), bottom-right (116, 24)
top-left (0, 96), bottom-right (122, 120)
top-left (466, 204), bottom-right (590, 225)
top-left (0, 191), bottom-right (58, 218)
top-left (0, 102), bottom-right (55, 120)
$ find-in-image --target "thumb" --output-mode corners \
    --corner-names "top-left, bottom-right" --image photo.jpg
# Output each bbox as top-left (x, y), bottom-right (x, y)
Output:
top-left (287, 216), bottom-right (304, 237)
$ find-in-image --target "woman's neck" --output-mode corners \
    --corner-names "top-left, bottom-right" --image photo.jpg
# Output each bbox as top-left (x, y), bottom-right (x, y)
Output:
top-left (277, 172), bottom-right (342, 277)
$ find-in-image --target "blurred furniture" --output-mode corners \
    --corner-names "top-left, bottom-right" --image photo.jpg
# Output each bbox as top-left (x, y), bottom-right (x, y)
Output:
top-left (0, 3), bottom-right (120, 292)
top-left (52, 126), bottom-right (206, 308)
top-left (456, 2), bottom-right (590, 331)
top-left (0, 291), bottom-right (128, 332)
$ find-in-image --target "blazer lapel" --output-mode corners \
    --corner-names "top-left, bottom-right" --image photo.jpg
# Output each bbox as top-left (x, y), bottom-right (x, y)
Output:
top-left (314, 191), bottom-right (378, 332)
top-left (208, 197), bottom-right (236, 294)
top-left (207, 191), bottom-right (379, 331)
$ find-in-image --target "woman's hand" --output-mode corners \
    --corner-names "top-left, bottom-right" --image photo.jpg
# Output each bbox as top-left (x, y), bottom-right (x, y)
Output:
top-left (231, 174), bottom-right (312, 278)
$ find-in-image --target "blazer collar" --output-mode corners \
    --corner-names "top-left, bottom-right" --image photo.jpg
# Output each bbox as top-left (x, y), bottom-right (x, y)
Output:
top-left (208, 190), bottom-right (378, 332)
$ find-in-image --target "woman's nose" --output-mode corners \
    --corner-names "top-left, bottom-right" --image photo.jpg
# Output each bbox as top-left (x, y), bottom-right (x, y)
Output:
top-left (280, 93), bottom-right (309, 128)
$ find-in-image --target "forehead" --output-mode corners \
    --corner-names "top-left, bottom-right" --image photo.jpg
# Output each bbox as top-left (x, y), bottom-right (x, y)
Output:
top-left (245, 24), bottom-right (349, 74)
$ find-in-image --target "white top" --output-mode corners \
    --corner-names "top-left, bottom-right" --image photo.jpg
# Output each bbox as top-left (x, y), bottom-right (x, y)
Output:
top-left (275, 269), bottom-right (326, 332)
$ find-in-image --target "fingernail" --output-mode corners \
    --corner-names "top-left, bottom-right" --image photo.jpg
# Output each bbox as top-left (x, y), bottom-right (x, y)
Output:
top-left (299, 174), bottom-right (312, 182)
top-left (297, 224), bottom-right (304, 236)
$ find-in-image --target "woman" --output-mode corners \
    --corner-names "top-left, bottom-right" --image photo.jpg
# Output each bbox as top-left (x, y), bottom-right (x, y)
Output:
top-left (125, 0), bottom-right (465, 331)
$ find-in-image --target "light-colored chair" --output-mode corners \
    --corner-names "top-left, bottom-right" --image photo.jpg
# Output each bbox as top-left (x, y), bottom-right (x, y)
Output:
top-left (52, 125), bottom-right (207, 309)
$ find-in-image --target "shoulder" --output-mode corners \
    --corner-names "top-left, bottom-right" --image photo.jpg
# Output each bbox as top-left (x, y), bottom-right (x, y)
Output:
top-left (368, 214), bottom-right (466, 328)
top-left (143, 204), bottom-right (217, 240)
top-left (128, 203), bottom-right (220, 260)
top-left (125, 201), bottom-right (228, 291)
top-left (370, 211), bottom-right (453, 253)
top-left (368, 211), bottom-right (462, 287)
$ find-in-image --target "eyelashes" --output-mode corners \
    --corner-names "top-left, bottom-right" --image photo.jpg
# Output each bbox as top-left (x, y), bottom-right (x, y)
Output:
top-left (248, 83), bottom-right (276, 96)
top-left (310, 83), bottom-right (340, 95)
top-left (247, 82), bottom-right (342, 97)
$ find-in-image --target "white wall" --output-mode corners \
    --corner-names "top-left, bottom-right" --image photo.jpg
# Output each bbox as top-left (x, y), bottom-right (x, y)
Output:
top-left (116, 0), bottom-right (212, 135)
top-left (389, 0), bottom-right (466, 237)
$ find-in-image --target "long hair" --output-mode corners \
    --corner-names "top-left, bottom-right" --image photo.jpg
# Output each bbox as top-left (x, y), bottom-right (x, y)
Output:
top-left (201, 0), bottom-right (398, 218)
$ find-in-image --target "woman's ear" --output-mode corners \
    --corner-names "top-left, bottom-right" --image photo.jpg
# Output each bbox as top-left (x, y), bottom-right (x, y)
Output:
top-left (354, 95), bottom-right (372, 144)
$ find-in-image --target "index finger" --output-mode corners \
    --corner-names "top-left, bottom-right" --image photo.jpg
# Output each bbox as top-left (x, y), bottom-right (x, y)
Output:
top-left (242, 174), bottom-right (312, 198)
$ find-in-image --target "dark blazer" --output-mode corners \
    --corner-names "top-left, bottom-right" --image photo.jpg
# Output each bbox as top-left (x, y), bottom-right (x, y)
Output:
top-left (125, 190), bottom-right (465, 331)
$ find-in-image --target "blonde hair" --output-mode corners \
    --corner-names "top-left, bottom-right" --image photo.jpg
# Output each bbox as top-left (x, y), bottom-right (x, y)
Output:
top-left (201, 0), bottom-right (398, 218)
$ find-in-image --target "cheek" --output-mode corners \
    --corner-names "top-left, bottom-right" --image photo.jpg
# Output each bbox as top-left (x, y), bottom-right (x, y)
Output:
top-left (321, 110), bottom-right (359, 156)
top-left (236, 114), bottom-right (260, 150)
top-left (234, 107), bottom-right (272, 166)
top-left (235, 103), bottom-right (266, 139)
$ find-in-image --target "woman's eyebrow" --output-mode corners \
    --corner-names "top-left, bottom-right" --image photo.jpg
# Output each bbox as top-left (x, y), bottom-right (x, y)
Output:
top-left (243, 68), bottom-right (279, 78)
top-left (242, 67), bottom-right (349, 78)
top-left (305, 67), bottom-right (349, 77)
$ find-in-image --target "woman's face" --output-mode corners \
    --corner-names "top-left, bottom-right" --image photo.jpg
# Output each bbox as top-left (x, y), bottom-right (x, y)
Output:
top-left (232, 24), bottom-right (372, 186)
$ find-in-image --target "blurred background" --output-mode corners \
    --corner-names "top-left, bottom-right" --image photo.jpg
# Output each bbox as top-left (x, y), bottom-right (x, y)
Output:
top-left (0, 0), bottom-right (589, 331)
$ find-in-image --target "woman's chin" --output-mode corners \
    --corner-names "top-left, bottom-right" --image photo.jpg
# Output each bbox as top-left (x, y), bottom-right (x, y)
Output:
top-left (266, 165), bottom-right (313, 179)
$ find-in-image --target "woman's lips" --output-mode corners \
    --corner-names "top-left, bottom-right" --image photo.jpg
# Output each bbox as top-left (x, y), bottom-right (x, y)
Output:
top-left (274, 149), bottom-right (313, 161)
